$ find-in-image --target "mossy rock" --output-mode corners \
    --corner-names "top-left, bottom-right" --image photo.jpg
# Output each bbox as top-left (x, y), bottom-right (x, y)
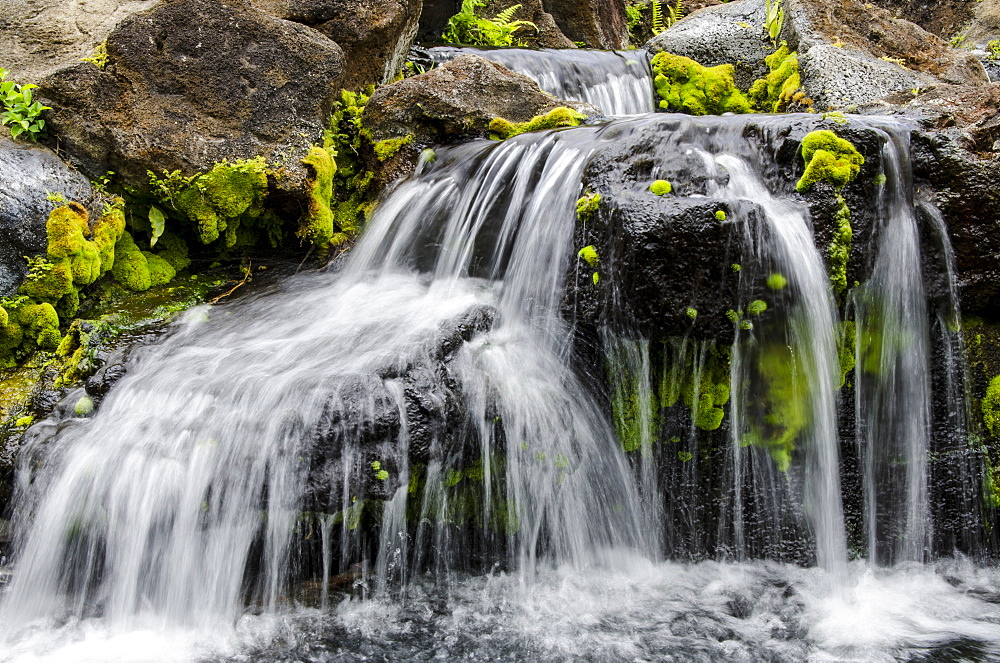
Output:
top-left (651, 52), bottom-right (752, 115)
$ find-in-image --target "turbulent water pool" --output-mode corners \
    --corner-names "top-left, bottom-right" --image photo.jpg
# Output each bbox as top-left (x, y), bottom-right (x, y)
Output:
top-left (5, 559), bottom-right (1000, 662)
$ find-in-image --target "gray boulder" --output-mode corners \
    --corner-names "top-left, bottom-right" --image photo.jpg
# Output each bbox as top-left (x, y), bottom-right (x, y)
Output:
top-left (0, 0), bottom-right (158, 83)
top-left (0, 138), bottom-right (97, 295)
top-left (644, 0), bottom-right (771, 88)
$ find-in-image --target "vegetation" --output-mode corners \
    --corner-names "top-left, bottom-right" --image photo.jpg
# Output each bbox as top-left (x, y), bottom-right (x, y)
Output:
top-left (795, 130), bottom-right (864, 192)
top-left (651, 52), bottom-right (752, 115)
top-left (442, 0), bottom-right (536, 47)
top-left (488, 107), bottom-right (587, 140)
top-left (0, 68), bottom-right (49, 141)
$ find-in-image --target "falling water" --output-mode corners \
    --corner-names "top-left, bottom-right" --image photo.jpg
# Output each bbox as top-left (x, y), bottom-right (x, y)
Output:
top-left (425, 47), bottom-right (656, 115)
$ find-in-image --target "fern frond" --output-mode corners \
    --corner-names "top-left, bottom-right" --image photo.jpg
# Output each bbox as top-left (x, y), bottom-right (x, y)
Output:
top-left (494, 4), bottom-right (522, 25)
top-left (651, 0), bottom-right (664, 35)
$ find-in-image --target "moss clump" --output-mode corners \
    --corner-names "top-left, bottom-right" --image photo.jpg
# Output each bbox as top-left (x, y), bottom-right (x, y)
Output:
top-left (828, 194), bottom-right (853, 294)
top-left (488, 107), bottom-right (587, 140)
top-left (983, 376), bottom-right (1000, 436)
top-left (715, 210), bottom-right (727, 221)
top-left (300, 146), bottom-right (337, 246)
top-left (766, 273), bottom-right (787, 290)
top-left (743, 342), bottom-right (810, 471)
top-left (661, 343), bottom-right (731, 432)
top-left (0, 300), bottom-right (61, 366)
top-left (611, 360), bottom-right (660, 452)
top-left (747, 300), bottom-right (767, 316)
top-left (748, 45), bottom-right (806, 113)
top-left (373, 135), bottom-right (413, 162)
top-left (795, 130), bottom-right (864, 193)
top-left (650, 180), bottom-right (673, 195)
top-left (651, 52), bottom-right (752, 115)
top-left (110, 232), bottom-right (155, 292)
top-left (578, 245), bottom-right (599, 267)
top-left (836, 320), bottom-right (856, 389)
top-left (157, 157), bottom-right (269, 246)
top-left (576, 192), bottom-right (601, 220)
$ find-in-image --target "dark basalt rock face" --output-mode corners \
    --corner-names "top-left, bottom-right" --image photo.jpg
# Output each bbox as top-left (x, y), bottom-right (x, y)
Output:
top-left (565, 114), bottom-right (888, 343)
top-left (0, 138), bottom-right (98, 296)
top-left (250, 0), bottom-right (423, 89)
top-left (37, 0), bottom-right (345, 192)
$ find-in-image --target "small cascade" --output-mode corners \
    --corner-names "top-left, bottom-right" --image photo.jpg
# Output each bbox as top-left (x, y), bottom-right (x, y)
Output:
top-left (424, 46), bottom-right (656, 115)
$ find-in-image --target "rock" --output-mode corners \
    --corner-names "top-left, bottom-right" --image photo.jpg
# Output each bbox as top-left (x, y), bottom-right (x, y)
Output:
top-left (36, 0), bottom-right (345, 192)
top-left (250, 0), bottom-right (423, 89)
top-left (541, 0), bottom-right (629, 49)
top-left (644, 0), bottom-right (772, 89)
top-left (865, 0), bottom-right (979, 40)
top-left (964, 0), bottom-right (1000, 44)
top-left (0, 138), bottom-right (98, 295)
top-left (0, 0), bottom-right (158, 83)
top-left (362, 54), bottom-right (598, 146)
top-left (784, 0), bottom-right (989, 109)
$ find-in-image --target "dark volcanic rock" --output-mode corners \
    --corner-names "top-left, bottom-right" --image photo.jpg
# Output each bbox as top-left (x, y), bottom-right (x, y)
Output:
top-left (251, 0), bottom-right (423, 89)
top-left (542, 0), bottom-right (628, 49)
top-left (37, 0), bottom-right (345, 191)
top-left (0, 138), bottom-right (98, 295)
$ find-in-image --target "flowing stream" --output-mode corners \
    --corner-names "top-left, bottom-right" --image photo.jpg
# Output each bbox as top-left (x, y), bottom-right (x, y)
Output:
top-left (1, 51), bottom-right (999, 663)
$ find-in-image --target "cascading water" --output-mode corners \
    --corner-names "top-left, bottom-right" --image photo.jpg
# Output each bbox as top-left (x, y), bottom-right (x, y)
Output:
top-left (2, 63), bottom-right (999, 662)
top-left (424, 47), bottom-right (656, 115)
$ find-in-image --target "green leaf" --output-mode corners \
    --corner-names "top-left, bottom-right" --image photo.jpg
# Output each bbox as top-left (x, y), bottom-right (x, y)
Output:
top-left (148, 205), bottom-right (166, 247)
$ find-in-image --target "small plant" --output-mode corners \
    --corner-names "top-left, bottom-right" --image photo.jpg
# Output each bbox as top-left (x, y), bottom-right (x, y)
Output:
top-left (45, 191), bottom-right (66, 204)
top-left (0, 68), bottom-right (50, 141)
top-left (765, 0), bottom-right (784, 46)
top-left (987, 39), bottom-right (1000, 60)
top-left (651, 0), bottom-right (683, 36)
top-left (81, 41), bottom-right (109, 70)
top-left (442, 0), bottom-right (537, 47)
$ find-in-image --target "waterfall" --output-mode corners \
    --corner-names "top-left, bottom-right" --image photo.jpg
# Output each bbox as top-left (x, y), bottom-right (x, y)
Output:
top-left (425, 47), bottom-right (657, 115)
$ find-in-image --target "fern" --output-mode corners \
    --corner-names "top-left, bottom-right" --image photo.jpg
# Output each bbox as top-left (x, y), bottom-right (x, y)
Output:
top-left (442, 0), bottom-right (536, 47)
top-left (651, 0), bottom-right (664, 35)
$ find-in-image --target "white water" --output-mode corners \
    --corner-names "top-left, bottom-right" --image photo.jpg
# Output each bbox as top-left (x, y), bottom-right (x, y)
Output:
top-left (426, 47), bottom-right (657, 115)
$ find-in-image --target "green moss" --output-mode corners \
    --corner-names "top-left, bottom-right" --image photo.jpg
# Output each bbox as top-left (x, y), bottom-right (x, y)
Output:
top-left (766, 273), bottom-right (787, 290)
top-left (142, 251), bottom-right (176, 287)
top-left (744, 343), bottom-right (811, 471)
top-left (111, 232), bottom-right (152, 292)
top-left (74, 395), bottom-right (94, 417)
top-left (983, 375), bottom-right (1000, 436)
top-left (373, 135), bottom-right (413, 162)
top-left (300, 146), bottom-right (337, 246)
top-left (611, 362), bottom-right (660, 452)
top-left (650, 180), bottom-right (673, 195)
top-left (828, 194), bottom-right (853, 294)
top-left (747, 300), bottom-right (767, 316)
top-left (660, 343), bottom-right (731, 432)
top-left (748, 45), bottom-right (805, 113)
top-left (715, 210), bottom-right (727, 221)
top-left (576, 192), bottom-right (601, 220)
top-left (836, 320), bottom-right (856, 389)
top-left (578, 245), bottom-right (599, 267)
top-left (795, 130), bottom-right (864, 192)
top-left (686, 307), bottom-right (697, 319)
top-left (678, 450), bottom-right (694, 462)
top-left (488, 107), bottom-right (587, 140)
top-left (650, 52), bottom-right (752, 115)
top-left (14, 415), bottom-right (33, 427)
top-left (155, 232), bottom-right (191, 272)
top-left (726, 309), bottom-right (739, 323)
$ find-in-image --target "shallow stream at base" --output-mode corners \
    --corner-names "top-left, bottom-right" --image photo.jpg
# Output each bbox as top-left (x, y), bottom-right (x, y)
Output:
top-left (5, 560), bottom-right (1000, 662)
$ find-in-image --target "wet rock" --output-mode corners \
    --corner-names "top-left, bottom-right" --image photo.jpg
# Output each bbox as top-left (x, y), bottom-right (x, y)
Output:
top-left (0, 138), bottom-right (98, 295)
top-left (362, 54), bottom-right (598, 146)
top-left (250, 0), bottom-right (423, 89)
top-left (784, 0), bottom-right (989, 109)
top-left (865, 0), bottom-right (980, 40)
top-left (644, 0), bottom-right (772, 89)
top-left (541, 0), bottom-right (629, 49)
top-left (37, 0), bottom-right (345, 192)
top-left (0, 0), bottom-right (158, 83)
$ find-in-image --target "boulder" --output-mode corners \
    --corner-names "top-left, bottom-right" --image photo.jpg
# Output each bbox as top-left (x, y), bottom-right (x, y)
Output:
top-left (541, 0), bottom-right (629, 49)
top-left (0, 0), bottom-right (158, 83)
top-left (866, 0), bottom-right (981, 40)
top-left (644, 0), bottom-right (771, 89)
top-left (0, 138), bottom-right (98, 295)
top-left (250, 0), bottom-right (423, 89)
top-left (964, 0), bottom-right (1000, 44)
top-left (36, 0), bottom-right (345, 192)
top-left (784, 0), bottom-right (989, 109)
top-left (362, 54), bottom-right (598, 145)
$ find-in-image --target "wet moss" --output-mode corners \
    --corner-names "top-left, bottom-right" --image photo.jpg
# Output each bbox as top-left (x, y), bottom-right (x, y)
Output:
top-left (650, 180), bottom-right (673, 195)
top-left (743, 343), bottom-right (809, 471)
top-left (828, 194), bottom-right (853, 294)
top-left (111, 231), bottom-right (152, 292)
top-left (488, 107), bottom-right (587, 140)
top-left (578, 245), bottom-right (599, 267)
top-left (576, 192), bottom-right (601, 221)
top-left (983, 375), bottom-right (1000, 436)
top-left (748, 45), bottom-right (806, 113)
top-left (650, 52), bottom-right (752, 115)
top-left (795, 130), bottom-right (864, 192)
top-left (300, 146), bottom-right (337, 246)
top-left (836, 320), bottom-right (857, 389)
top-left (373, 135), bottom-right (413, 162)
top-left (660, 344), bottom-right (731, 433)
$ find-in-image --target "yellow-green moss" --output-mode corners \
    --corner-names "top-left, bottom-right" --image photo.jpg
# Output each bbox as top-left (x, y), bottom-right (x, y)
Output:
top-left (111, 231), bottom-right (152, 292)
top-left (660, 343), bottom-right (731, 432)
top-left (715, 210), bottom-right (727, 221)
top-left (828, 194), bottom-right (853, 294)
top-left (300, 146), bottom-right (337, 246)
top-left (488, 107), bottom-right (587, 140)
top-left (650, 180), bottom-right (673, 195)
top-left (576, 192), bottom-right (601, 220)
top-left (578, 245), bottom-right (599, 267)
top-left (836, 320), bottom-right (856, 389)
top-left (795, 130), bottom-right (864, 192)
top-left (650, 52), bottom-right (752, 115)
top-left (743, 342), bottom-right (809, 471)
top-left (748, 45), bottom-right (805, 113)
top-left (766, 273), bottom-right (787, 290)
top-left (983, 375), bottom-right (1000, 436)
top-left (373, 135), bottom-right (413, 162)
top-left (747, 300), bottom-right (767, 316)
